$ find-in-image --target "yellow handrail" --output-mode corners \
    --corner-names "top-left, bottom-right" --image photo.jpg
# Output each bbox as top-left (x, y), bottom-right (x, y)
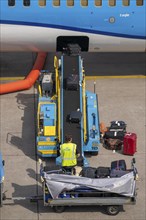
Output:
top-left (83, 74), bottom-right (87, 143)
top-left (38, 84), bottom-right (42, 97)
top-left (37, 103), bottom-right (40, 134)
top-left (54, 56), bottom-right (61, 142)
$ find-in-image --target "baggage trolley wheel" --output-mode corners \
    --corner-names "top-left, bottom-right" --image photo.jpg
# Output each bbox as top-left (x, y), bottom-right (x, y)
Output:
top-left (53, 206), bottom-right (65, 213)
top-left (91, 151), bottom-right (98, 156)
top-left (105, 205), bottom-right (120, 216)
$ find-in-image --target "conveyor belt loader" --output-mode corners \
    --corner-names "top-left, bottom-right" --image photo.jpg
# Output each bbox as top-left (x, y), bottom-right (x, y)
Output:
top-left (36, 45), bottom-right (100, 166)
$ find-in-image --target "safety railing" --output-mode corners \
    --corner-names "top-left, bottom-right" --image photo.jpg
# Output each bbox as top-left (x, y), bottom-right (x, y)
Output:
top-left (82, 74), bottom-right (87, 143)
top-left (54, 56), bottom-right (61, 142)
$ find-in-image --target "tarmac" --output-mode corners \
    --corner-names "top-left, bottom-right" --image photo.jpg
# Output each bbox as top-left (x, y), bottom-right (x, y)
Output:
top-left (0, 52), bottom-right (146, 220)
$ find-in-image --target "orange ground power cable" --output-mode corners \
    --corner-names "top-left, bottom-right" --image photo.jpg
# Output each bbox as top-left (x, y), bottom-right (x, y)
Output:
top-left (0, 52), bottom-right (47, 94)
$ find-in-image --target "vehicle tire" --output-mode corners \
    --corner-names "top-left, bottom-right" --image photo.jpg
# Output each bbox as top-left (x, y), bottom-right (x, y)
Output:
top-left (53, 206), bottom-right (65, 213)
top-left (0, 183), bottom-right (3, 207)
top-left (91, 151), bottom-right (98, 156)
top-left (105, 205), bottom-right (120, 216)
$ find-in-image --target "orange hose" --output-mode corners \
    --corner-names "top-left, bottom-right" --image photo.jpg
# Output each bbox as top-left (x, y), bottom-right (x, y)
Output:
top-left (0, 52), bottom-right (47, 94)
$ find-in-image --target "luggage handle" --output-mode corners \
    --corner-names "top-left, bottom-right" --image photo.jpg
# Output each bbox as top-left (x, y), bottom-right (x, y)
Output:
top-left (126, 132), bottom-right (132, 136)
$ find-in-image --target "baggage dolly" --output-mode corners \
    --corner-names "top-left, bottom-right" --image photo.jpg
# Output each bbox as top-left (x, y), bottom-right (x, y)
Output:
top-left (42, 181), bottom-right (136, 216)
top-left (2, 159), bottom-right (137, 217)
top-left (41, 158), bottom-right (137, 216)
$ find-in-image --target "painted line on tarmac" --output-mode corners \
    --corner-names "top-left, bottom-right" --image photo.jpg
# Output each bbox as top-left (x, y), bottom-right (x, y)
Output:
top-left (0, 75), bottom-right (146, 81)
top-left (85, 75), bottom-right (146, 80)
top-left (0, 77), bottom-right (24, 81)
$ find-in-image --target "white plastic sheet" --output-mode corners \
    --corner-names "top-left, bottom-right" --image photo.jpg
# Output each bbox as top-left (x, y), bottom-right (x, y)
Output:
top-left (44, 172), bottom-right (136, 199)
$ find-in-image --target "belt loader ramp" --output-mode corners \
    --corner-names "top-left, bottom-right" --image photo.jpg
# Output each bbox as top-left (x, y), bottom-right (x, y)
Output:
top-left (36, 45), bottom-right (100, 165)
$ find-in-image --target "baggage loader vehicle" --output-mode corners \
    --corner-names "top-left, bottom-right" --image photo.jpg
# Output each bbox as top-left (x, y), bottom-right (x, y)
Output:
top-left (36, 44), bottom-right (100, 166)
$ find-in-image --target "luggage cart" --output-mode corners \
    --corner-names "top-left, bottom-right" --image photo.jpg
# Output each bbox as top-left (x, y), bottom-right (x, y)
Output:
top-left (3, 159), bottom-right (137, 217)
top-left (40, 158), bottom-right (137, 216)
top-left (42, 177), bottom-right (136, 216)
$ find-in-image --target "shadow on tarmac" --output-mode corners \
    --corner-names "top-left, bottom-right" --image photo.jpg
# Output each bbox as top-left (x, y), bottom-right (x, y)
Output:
top-left (6, 182), bottom-right (124, 215)
top-left (0, 52), bottom-right (145, 77)
top-left (6, 93), bottom-right (37, 160)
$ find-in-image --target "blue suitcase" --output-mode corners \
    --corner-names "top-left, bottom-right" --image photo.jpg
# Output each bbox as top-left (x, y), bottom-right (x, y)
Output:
top-left (111, 160), bottom-right (127, 171)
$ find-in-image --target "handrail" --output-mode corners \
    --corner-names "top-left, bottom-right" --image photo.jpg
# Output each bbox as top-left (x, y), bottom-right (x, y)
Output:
top-left (54, 56), bottom-right (61, 142)
top-left (83, 74), bottom-right (87, 143)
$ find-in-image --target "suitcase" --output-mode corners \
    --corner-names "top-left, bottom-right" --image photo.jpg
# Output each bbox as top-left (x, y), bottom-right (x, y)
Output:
top-left (96, 167), bottom-right (110, 178)
top-left (81, 167), bottom-right (97, 178)
top-left (110, 170), bottom-right (129, 178)
top-left (66, 44), bottom-right (81, 56)
top-left (69, 110), bottom-right (82, 123)
top-left (111, 160), bottom-right (127, 171)
top-left (104, 138), bottom-right (122, 150)
top-left (66, 74), bottom-right (79, 91)
top-left (110, 121), bottom-right (126, 132)
top-left (104, 131), bottom-right (125, 140)
top-left (123, 133), bottom-right (137, 156)
top-left (77, 155), bottom-right (84, 166)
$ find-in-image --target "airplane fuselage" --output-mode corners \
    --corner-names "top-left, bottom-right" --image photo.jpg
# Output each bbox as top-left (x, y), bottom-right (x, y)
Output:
top-left (0, 0), bottom-right (146, 52)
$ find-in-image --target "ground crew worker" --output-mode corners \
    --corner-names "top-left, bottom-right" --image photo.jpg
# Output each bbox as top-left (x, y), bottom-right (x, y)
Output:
top-left (60, 135), bottom-right (79, 173)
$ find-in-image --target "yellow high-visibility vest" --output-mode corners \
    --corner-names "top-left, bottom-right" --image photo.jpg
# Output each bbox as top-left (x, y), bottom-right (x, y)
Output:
top-left (60, 143), bottom-right (77, 167)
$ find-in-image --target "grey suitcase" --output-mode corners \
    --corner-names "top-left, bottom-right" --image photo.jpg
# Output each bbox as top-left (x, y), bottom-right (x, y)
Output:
top-left (66, 74), bottom-right (79, 91)
top-left (110, 170), bottom-right (129, 178)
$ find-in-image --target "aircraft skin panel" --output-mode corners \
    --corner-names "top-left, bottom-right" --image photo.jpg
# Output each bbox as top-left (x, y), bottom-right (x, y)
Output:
top-left (1, 24), bottom-right (145, 52)
top-left (0, 0), bottom-right (145, 52)
top-left (1, 19), bottom-right (145, 39)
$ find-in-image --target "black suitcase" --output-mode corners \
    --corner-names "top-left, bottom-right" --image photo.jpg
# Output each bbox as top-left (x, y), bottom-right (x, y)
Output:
top-left (104, 131), bottom-right (125, 140)
top-left (110, 121), bottom-right (126, 132)
top-left (77, 155), bottom-right (84, 166)
top-left (66, 74), bottom-right (79, 91)
top-left (81, 167), bottom-right (97, 178)
top-left (111, 160), bottom-right (127, 171)
top-left (96, 167), bottom-right (110, 178)
top-left (67, 44), bottom-right (81, 56)
top-left (69, 110), bottom-right (82, 123)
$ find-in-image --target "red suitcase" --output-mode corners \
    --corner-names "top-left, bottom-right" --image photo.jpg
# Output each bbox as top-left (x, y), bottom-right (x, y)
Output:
top-left (123, 133), bottom-right (137, 156)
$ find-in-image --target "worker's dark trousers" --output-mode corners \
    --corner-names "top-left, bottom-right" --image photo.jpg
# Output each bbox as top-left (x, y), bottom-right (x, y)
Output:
top-left (62, 166), bottom-right (76, 175)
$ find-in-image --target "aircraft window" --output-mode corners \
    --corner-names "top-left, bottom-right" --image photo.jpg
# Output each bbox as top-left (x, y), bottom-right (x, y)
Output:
top-left (67, 0), bottom-right (74, 7)
top-left (122, 0), bottom-right (130, 6)
top-left (95, 0), bottom-right (102, 6)
top-left (8, 0), bottom-right (15, 6)
top-left (39, 0), bottom-right (46, 7)
top-left (81, 0), bottom-right (88, 7)
top-left (109, 0), bottom-right (116, 6)
top-left (23, 0), bottom-right (30, 6)
top-left (53, 0), bottom-right (60, 6)
top-left (136, 0), bottom-right (143, 6)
